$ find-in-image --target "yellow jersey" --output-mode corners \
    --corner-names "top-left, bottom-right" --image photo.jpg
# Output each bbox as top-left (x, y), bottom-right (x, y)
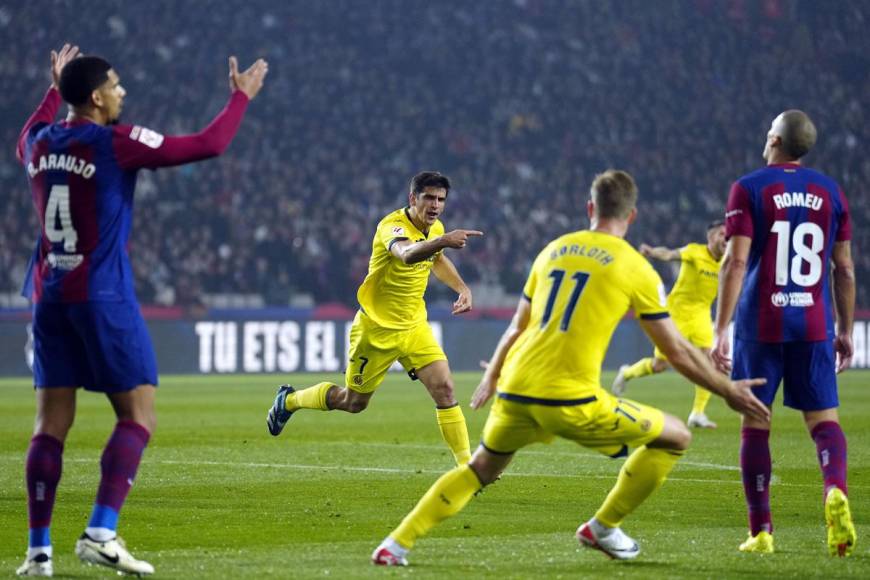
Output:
top-left (667, 243), bottom-right (721, 324)
top-left (500, 230), bottom-right (668, 400)
top-left (356, 208), bottom-right (445, 329)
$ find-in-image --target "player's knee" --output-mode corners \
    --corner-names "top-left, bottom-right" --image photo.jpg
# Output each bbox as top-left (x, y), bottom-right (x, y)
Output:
top-left (671, 422), bottom-right (692, 450)
top-left (346, 398), bottom-right (370, 414)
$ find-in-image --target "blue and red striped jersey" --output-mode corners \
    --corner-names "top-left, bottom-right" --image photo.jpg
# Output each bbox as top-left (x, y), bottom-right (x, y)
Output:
top-left (725, 163), bottom-right (851, 342)
top-left (18, 87), bottom-right (249, 303)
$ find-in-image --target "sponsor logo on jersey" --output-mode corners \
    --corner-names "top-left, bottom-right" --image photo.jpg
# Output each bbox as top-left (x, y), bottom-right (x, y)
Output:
top-left (391, 226), bottom-right (405, 236)
top-left (47, 252), bottom-right (84, 271)
top-left (130, 126), bottom-right (164, 149)
top-left (771, 291), bottom-right (814, 308)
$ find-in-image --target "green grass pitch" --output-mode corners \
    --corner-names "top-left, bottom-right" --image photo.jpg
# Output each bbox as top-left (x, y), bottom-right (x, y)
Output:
top-left (1, 371), bottom-right (869, 578)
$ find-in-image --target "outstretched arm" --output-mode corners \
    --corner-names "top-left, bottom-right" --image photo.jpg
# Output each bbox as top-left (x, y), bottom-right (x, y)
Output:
top-left (432, 254), bottom-right (473, 314)
top-left (471, 297), bottom-right (531, 410)
top-left (641, 316), bottom-right (769, 423)
top-left (639, 243), bottom-right (681, 262)
top-left (391, 229), bottom-right (483, 264)
top-left (112, 57), bottom-right (268, 170)
top-left (17, 44), bottom-right (80, 162)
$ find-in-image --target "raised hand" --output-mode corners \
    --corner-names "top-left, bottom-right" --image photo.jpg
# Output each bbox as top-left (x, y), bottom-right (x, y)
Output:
top-left (440, 229), bottom-right (483, 250)
top-left (229, 56), bottom-right (269, 100)
top-left (51, 44), bottom-right (80, 89)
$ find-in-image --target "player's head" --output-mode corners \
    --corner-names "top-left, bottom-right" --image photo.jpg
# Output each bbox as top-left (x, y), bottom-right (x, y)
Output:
top-left (409, 171), bottom-right (451, 227)
top-left (588, 169), bottom-right (638, 225)
top-left (59, 56), bottom-right (125, 124)
top-left (706, 219), bottom-right (726, 259)
top-left (763, 110), bottom-right (817, 163)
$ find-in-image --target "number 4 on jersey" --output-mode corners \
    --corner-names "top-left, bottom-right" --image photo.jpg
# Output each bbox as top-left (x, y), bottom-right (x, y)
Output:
top-left (44, 184), bottom-right (78, 252)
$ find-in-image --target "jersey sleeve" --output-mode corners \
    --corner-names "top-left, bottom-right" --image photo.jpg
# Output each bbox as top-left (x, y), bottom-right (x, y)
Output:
top-left (725, 181), bottom-right (754, 239)
top-left (836, 188), bottom-right (852, 242)
top-left (678, 244), bottom-right (693, 264)
top-left (379, 219), bottom-right (409, 252)
top-left (111, 90), bottom-right (249, 170)
top-left (521, 247), bottom-right (549, 302)
top-left (17, 87), bottom-right (61, 163)
top-left (631, 262), bottom-right (669, 319)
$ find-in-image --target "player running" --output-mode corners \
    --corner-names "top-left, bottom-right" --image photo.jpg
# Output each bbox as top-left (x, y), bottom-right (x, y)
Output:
top-left (15, 44), bottom-right (267, 577)
top-left (266, 171), bottom-right (481, 467)
top-left (612, 220), bottom-right (726, 429)
top-left (372, 170), bottom-right (769, 565)
top-left (712, 110), bottom-right (856, 556)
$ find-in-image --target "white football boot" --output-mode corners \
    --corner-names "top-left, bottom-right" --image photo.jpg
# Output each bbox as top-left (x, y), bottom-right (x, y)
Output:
top-left (75, 534), bottom-right (154, 576)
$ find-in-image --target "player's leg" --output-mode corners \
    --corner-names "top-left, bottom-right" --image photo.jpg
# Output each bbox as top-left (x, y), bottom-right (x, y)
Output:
top-left (611, 347), bottom-right (668, 395)
top-left (687, 346), bottom-right (717, 429)
top-left (568, 394), bottom-right (685, 559)
top-left (373, 446), bottom-right (513, 565)
top-left (374, 397), bottom-right (538, 565)
top-left (71, 301), bottom-right (156, 575)
top-left (732, 338), bottom-right (780, 553)
top-left (267, 313), bottom-right (393, 435)
top-left (19, 302), bottom-right (84, 577)
top-left (19, 388), bottom-right (77, 577)
top-left (414, 360), bottom-right (471, 465)
top-left (785, 340), bottom-right (854, 557)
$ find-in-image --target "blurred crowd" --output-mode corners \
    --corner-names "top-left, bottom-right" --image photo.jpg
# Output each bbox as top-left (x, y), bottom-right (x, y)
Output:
top-left (1, 0), bottom-right (867, 310)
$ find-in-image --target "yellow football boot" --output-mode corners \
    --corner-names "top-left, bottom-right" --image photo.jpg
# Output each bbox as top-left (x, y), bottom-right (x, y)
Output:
top-left (738, 531), bottom-right (774, 554)
top-left (825, 488), bottom-right (856, 557)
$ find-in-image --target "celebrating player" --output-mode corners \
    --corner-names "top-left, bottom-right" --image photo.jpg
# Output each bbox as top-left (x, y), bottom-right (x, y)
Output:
top-left (712, 110), bottom-right (856, 556)
top-left (372, 170), bottom-right (769, 565)
top-left (266, 171), bottom-right (481, 467)
top-left (15, 44), bottom-right (268, 577)
top-left (612, 220), bottom-right (726, 429)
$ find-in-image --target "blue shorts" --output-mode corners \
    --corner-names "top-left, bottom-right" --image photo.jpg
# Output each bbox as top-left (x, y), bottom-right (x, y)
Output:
top-left (732, 338), bottom-right (837, 411)
top-left (32, 301), bottom-right (158, 392)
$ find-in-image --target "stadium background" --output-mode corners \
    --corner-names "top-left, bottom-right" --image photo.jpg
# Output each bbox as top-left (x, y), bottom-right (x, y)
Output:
top-left (1, 0), bottom-right (868, 374)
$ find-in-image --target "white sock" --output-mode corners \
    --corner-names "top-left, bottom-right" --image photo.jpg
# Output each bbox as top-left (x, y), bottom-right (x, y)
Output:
top-left (589, 518), bottom-right (615, 538)
top-left (27, 546), bottom-right (52, 560)
top-left (84, 527), bottom-right (116, 542)
top-left (384, 536), bottom-right (409, 557)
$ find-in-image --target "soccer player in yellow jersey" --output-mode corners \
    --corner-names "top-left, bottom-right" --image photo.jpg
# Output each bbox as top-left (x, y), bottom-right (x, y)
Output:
top-left (372, 170), bottom-right (769, 565)
top-left (266, 171), bottom-right (482, 467)
top-left (611, 221), bottom-right (726, 429)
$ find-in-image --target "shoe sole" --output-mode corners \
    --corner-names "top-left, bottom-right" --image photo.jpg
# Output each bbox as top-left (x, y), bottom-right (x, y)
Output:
top-left (267, 386), bottom-right (295, 436)
top-left (826, 489), bottom-right (856, 557)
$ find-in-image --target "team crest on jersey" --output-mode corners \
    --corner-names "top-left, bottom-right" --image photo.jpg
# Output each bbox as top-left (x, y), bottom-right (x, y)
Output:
top-left (129, 126), bottom-right (165, 149)
top-left (351, 374), bottom-right (364, 386)
top-left (391, 226), bottom-right (405, 236)
top-left (640, 419), bottom-right (652, 432)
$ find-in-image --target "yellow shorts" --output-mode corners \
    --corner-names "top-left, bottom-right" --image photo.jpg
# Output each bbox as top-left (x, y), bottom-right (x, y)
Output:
top-left (653, 314), bottom-right (713, 360)
top-left (345, 311), bottom-right (446, 393)
top-left (481, 390), bottom-right (665, 457)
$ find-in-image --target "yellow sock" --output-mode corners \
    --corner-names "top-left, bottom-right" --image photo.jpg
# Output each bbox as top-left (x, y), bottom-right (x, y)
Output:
top-left (285, 382), bottom-right (334, 411)
top-left (691, 386), bottom-right (712, 415)
top-left (595, 446), bottom-right (684, 527)
top-left (392, 464), bottom-right (482, 549)
top-left (623, 358), bottom-right (655, 380)
top-left (436, 405), bottom-right (472, 465)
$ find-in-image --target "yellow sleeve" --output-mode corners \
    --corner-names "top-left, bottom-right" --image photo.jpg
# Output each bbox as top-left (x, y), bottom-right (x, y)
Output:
top-left (378, 218), bottom-right (410, 252)
top-left (521, 247), bottom-right (548, 302)
top-left (631, 261), bottom-right (669, 319)
top-left (678, 244), bottom-right (694, 265)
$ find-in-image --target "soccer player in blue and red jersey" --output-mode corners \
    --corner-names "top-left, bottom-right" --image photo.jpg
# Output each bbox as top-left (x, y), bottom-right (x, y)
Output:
top-left (712, 110), bottom-right (856, 556)
top-left (15, 44), bottom-right (268, 577)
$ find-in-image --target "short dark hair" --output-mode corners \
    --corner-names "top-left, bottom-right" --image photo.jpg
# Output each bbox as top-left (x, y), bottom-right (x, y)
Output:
top-left (58, 56), bottom-right (112, 107)
top-left (590, 169), bottom-right (637, 219)
top-left (706, 219), bottom-right (725, 231)
top-left (778, 110), bottom-right (817, 160)
top-left (410, 171), bottom-right (451, 196)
